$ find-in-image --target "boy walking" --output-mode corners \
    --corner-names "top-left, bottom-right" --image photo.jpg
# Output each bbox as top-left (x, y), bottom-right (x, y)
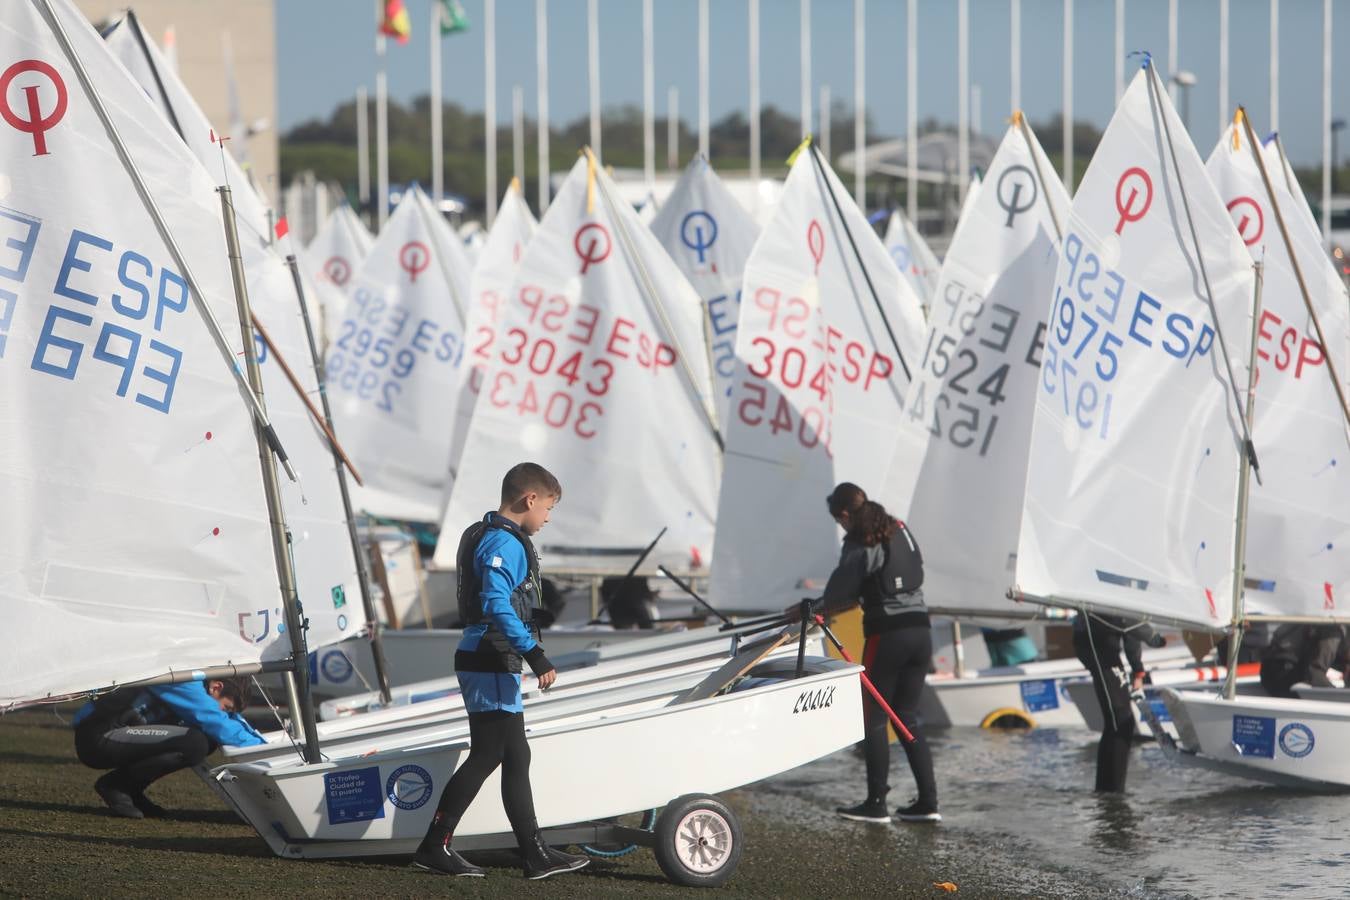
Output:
top-left (413, 463), bottom-right (589, 880)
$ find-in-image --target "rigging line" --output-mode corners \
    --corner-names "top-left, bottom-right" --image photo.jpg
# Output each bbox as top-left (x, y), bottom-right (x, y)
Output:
top-left (1238, 108), bottom-right (1350, 433)
top-left (1014, 111), bottom-right (1064, 244)
top-left (806, 141), bottom-right (913, 381)
top-left (586, 148), bottom-right (725, 450)
top-left (1143, 61), bottom-right (1262, 485)
top-left (250, 676), bottom-right (310, 765)
top-left (123, 11), bottom-right (185, 141)
top-left (37, 0), bottom-right (297, 481)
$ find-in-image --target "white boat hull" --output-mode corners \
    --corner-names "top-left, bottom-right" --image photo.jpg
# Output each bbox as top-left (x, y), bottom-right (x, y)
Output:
top-left (920, 646), bottom-right (1195, 728)
top-left (1063, 664), bottom-right (1260, 738)
top-left (214, 665), bottom-right (864, 858)
top-left (1158, 688), bottom-right (1350, 789)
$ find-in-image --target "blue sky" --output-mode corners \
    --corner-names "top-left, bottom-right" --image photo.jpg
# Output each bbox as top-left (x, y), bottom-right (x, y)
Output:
top-left (277, 0), bottom-right (1348, 166)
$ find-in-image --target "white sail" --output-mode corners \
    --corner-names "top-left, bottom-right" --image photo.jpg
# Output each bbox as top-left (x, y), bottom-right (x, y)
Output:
top-left (882, 209), bottom-right (941, 308)
top-left (709, 147), bottom-right (927, 610)
top-left (329, 185), bottom-right (471, 523)
top-left (1014, 65), bottom-right (1255, 631)
top-left (104, 13), bottom-right (364, 649)
top-left (1262, 135), bottom-right (1320, 237)
top-left (1, 0), bottom-right (287, 704)
top-left (448, 180), bottom-right (538, 481)
top-left (881, 121), bottom-right (1070, 618)
top-left (302, 204), bottom-right (374, 344)
top-left (434, 157), bottom-right (720, 573)
top-left (650, 156), bottom-right (760, 427)
top-left (1206, 119), bottom-right (1350, 618)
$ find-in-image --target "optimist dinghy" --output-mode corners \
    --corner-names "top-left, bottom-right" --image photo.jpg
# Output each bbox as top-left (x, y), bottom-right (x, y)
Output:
top-left (1143, 112), bottom-right (1350, 788)
top-left (213, 646), bottom-right (864, 887)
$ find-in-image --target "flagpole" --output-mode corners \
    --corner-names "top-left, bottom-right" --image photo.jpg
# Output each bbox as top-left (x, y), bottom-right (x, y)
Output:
top-left (1218, 0), bottom-right (1229, 133)
top-left (356, 86), bottom-right (370, 215)
top-left (958, 0), bottom-right (968, 199)
top-left (800, 0), bottom-right (811, 139)
top-left (820, 85), bottom-right (831, 158)
top-left (513, 85), bottom-right (525, 188)
top-left (644, 0), bottom-right (655, 185)
top-left (1062, 0), bottom-right (1073, 190)
top-left (1167, 0), bottom-right (1178, 102)
top-left (431, 0), bottom-right (443, 207)
top-left (1270, 0), bottom-right (1279, 132)
top-left (588, 0), bottom-right (601, 158)
top-left (375, 0), bottom-right (389, 231)
top-left (698, 0), bottom-right (710, 160)
top-left (1010, 0), bottom-right (1020, 113)
top-left (906, 0), bottom-right (917, 224)
top-left (1322, 0), bottom-right (1332, 248)
top-left (749, 0), bottom-right (761, 198)
top-left (854, 0), bottom-right (865, 207)
top-left (536, 0), bottom-right (550, 211)
top-left (485, 0), bottom-right (498, 224)
top-left (1114, 0), bottom-right (1124, 103)
top-left (668, 86), bottom-right (679, 170)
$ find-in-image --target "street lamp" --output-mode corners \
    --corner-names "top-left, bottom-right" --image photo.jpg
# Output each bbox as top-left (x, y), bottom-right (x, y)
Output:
top-left (1171, 70), bottom-right (1198, 131)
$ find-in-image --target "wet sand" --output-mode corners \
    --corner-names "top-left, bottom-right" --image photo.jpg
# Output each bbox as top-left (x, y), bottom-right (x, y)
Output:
top-left (0, 706), bottom-right (1117, 899)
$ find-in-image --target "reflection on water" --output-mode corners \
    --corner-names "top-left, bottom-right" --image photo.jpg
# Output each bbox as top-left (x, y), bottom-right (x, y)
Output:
top-left (756, 725), bottom-right (1350, 898)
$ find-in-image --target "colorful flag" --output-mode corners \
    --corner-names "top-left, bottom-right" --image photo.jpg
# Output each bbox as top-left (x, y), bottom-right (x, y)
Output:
top-left (380, 0), bottom-right (411, 44)
top-left (439, 0), bottom-right (470, 34)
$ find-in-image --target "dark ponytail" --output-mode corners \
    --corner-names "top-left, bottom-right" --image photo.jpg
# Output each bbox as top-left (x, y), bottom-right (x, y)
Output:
top-left (847, 500), bottom-right (897, 547)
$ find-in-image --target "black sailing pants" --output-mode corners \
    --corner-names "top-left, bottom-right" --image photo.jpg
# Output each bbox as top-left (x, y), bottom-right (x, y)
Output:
top-left (861, 625), bottom-right (938, 807)
top-left (74, 723), bottom-right (214, 790)
top-left (1074, 628), bottom-right (1136, 793)
top-left (428, 710), bottom-right (538, 846)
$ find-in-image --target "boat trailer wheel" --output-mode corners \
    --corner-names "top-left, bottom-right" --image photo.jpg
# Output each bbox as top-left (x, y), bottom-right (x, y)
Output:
top-left (653, 793), bottom-right (743, 888)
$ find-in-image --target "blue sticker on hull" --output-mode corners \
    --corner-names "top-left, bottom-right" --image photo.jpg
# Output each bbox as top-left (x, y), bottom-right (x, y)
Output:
top-left (1232, 715), bottom-right (1275, 758)
top-left (1020, 679), bottom-right (1060, 712)
top-left (324, 766), bottom-right (386, 824)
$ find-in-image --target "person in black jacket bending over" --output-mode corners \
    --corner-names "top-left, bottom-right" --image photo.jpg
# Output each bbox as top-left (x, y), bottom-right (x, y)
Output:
top-left (1073, 612), bottom-right (1166, 793)
top-left (807, 485), bottom-right (939, 825)
top-left (1259, 623), bottom-right (1348, 698)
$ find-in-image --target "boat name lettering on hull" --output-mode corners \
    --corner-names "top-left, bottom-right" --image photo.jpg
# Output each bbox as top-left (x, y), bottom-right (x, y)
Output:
top-left (792, 685), bottom-right (835, 714)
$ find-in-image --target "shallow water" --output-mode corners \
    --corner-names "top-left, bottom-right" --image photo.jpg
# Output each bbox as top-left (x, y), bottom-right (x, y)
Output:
top-left (756, 725), bottom-right (1350, 899)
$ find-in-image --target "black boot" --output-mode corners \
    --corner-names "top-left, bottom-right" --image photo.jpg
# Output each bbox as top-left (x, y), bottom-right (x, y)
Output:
top-left (520, 832), bottom-right (589, 879)
top-left (94, 773), bottom-right (143, 819)
top-left (413, 823), bottom-right (486, 877)
top-left (130, 789), bottom-right (168, 818)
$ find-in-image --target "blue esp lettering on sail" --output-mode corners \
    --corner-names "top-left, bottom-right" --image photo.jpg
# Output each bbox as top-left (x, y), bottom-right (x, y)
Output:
top-left (2, 212), bottom-right (188, 413)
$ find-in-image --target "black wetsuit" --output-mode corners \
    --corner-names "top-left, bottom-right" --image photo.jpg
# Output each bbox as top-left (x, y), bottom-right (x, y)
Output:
top-left (1073, 614), bottom-right (1160, 793)
top-left (1259, 624), bottom-right (1348, 698)
top-left (819, 521), bottom-right (936, 809)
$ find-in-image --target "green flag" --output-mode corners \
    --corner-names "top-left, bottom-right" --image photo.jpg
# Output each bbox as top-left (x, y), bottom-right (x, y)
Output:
top-left (439, 0), bottom-right (469, 34)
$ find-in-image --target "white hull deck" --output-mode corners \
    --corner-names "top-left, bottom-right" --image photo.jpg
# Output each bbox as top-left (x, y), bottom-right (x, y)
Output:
top-left (1153, 688), bottom-right (1350, 790)
top-left (213, 663), bottom-right (864, 859)
top-left (919, 646), bottom-right (1193, 728)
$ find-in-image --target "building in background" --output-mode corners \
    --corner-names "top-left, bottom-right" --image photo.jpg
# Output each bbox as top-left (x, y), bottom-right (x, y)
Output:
top-left (76, 0), bottom-right (279, 209)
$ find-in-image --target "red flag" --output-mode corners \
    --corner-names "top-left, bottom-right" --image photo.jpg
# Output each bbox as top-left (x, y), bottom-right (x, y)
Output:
top-left (380, 0), bottom-right (411, 44)
top-left (274, 217), bottom-right (289, 240)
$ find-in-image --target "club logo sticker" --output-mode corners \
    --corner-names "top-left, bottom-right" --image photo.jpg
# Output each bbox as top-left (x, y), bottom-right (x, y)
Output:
top-left (320, 649), bottom-right (354, 684)
top-left (386, 764), bottom-right (434, 810)
top-left (1278, 722), bottom-right (1315, 759)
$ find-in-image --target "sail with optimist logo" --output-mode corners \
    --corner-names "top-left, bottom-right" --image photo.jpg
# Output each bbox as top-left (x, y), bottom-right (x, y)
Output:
top-left (882, 208), bottom-right (941, 310)
top-left (302, 203), bottom-right (374, 346)
top-left (433, 154), bottom-right (720, 574)
top-left (1013, 61), bottom-right (1257, 631)
top-left (329, 185), bottom-right (472, 524)
top-left (882, 117), bottom-right (1070, 619)
top-left (650, 156), bottom-right (760, 427)
top-left (709, 143), bottom-right (926, 611)
top-left (1, 0), bottom-right (302, 705)
top-left (1206, 113), bottom-right (1350, 621)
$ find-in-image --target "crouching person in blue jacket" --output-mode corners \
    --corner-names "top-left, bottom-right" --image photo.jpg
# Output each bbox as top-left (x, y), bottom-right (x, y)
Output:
top-left (73, 677), bottom-right (264, 818)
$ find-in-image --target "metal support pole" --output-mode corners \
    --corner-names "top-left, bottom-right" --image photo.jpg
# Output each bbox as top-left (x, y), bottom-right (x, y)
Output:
top-left (952, 619), bottom-right (966, 678)
top-left (1224, 262), bottom-right (1263, 701)
top-left (219, 187), bottom-right (321, 763)
top-left (285, 256), bottom-right (393, 705)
